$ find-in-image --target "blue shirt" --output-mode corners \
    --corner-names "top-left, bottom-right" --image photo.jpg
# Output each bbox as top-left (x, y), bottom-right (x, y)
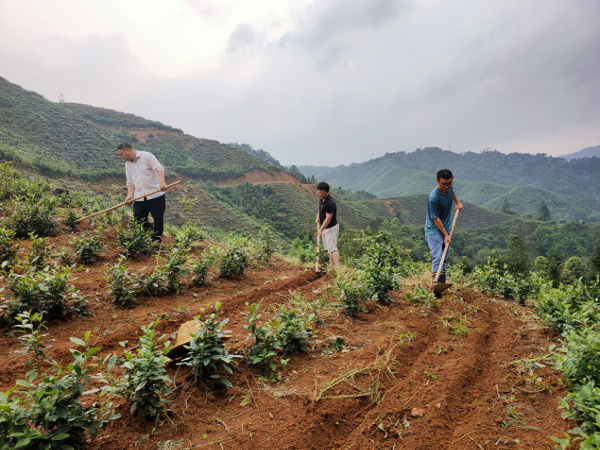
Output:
top-left (425, 187), bottom-right (454, 237)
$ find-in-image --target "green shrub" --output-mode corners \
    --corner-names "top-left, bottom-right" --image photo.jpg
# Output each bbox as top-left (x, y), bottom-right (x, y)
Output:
top-left (107, 259), bottom-right (139, 308)
top-left (273, 307), bottom-right (316, 355)
top-left (174, 225), bottom-right (204, 247)
top-left (122, 320), bottom-right (172, 422)
top-left (213, 236), bottom-right (250, 278)
top-left (406, 286), bottom-right (440, 310)
top-left (117, 221), bottom-right (155, 259)
top-left (335, 271), bottom-right (369, 316)
top-left (179, 303), bottom-right (240, 388)
top-left (191, 257), bottom-right (211, 286)
top-left (62, 210), bottom-right (78, 232)
top-left (138, 270), bottom-right (168, 297)
top-left (2, 266), bottom-right (87, 321)
top-left (243, 303), bottom-right (279, 375)
top-left (27, 233), bottom-right (49, 269)
top-left (55, 245), bottom-right (75, 267)
top-left (0, 318), bottom-right (120, 448)
top-left (255, 225), bottom-right (277, 263)
top-left (158, 244), bottom-right (189, 293)
top-left (555, 327), bottom-right (600, 387)
top-left (359, 234), bottom-right (400, 302)
top-left (10, 194), bottom-right (57, 237)
top-left (73, 233), bottom-right (103, 264)
top-left (0, 227), bottom-right (18, 269)
top-left (557, 381), bottom-right (600, 447)
top-left (13, 311), bottom-right (50, 370)
top-left (289, 237), bottom-right (329, 265)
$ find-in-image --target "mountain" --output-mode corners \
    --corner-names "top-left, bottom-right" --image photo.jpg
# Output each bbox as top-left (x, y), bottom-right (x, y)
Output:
top-left (0, 76), bottom-right (284, 181)
top-left (561, 145), bottom-right (600, 161)
top-left (0, 76), bottom-right (518, 241)
top-left (299, 147), bottom-right (600, 221)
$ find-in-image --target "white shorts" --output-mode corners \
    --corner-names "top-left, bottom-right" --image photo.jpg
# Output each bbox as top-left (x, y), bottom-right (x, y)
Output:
top-left (321, 224), bottom-right (339, 253)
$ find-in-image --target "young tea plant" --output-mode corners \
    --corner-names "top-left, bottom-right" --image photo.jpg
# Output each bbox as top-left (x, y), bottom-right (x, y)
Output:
top-left (273, 307), bottom-right (316, 355)
top-left (174, 225), bottom-right (204, 247)
top-left (212, 236), bottom-right (250, 278)
top-left (0, 227), bottom-right (18, 269)
top-left (179, 302), bottom-right (240, 388)
top-left (159, 244), bottom-right (189, 294)
top-left (55, 245), bottom-right (75, 267)
top-left (0, 325), bottom-right (120, 448)
top-left (190, 256), bottom-right (211, 286)
top-left (405, 286), bottom-right (440, 313)
top-left (335, 271), bottom-right (369, 316)
top-left (73, 233), bottom-right (103, 264)
top-left (255, 225), bottom-right (277, 264)
top-left (27, 233), bottom-right (49, 269)
top-left (10, 194), bottom-right (57, 237)
top-left (122, 320), bottom-right (173, 422)
top-left (106, 258), bottom-right (139, 308)
top-left (117, 221), bottom-right (155, 259)
top-left (243, 303), bottom-right (279, 377)
top-left (2, 266), bottom-right (87, 322)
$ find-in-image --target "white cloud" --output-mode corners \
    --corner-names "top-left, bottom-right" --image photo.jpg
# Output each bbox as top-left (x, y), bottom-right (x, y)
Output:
top-left (0, 0), bottom-right (598, 165)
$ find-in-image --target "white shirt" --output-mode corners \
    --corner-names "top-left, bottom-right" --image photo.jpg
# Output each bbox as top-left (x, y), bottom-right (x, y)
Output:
top-left (125, 150), bottom-right (165, 200)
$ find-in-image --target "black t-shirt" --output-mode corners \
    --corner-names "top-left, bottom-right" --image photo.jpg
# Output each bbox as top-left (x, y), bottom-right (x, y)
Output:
top-left (319, 194), bottom-right (338, 228)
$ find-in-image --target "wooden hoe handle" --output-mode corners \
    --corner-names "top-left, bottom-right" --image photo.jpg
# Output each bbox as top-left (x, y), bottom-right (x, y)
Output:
top-left (74, 180), bottom-right (182, 223)
top-left (433, 209), bottom-right (460, 284)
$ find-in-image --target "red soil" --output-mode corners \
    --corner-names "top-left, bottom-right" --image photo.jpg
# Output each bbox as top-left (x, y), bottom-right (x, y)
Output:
top-left (0, 234), bottom-right (573, 449)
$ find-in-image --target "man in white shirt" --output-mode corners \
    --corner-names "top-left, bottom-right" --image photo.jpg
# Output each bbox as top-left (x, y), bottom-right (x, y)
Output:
top-left (117, 142), bottom-right (168, 242)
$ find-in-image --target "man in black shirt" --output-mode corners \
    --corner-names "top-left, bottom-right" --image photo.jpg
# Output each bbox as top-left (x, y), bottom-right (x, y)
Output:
top-left (315, 182), bottom-right (339, 270)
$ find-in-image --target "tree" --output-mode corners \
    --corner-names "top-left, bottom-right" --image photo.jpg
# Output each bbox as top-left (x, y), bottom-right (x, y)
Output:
top-left (565, 256), bottom-right (586, 282)
top-left (505, 234), bottom-right (529, 276)
top-left (537, 202), bottom-right (551, 221)
top-left (500, 197), bottom-right (516, 215)
top-left (590, 238), bottom-right (600, 278)
top-left (546, 249), bottom-right (563, 287)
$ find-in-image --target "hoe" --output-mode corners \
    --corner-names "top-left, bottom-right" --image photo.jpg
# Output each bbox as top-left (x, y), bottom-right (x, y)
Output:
top-left (74, 180), bottom-right (182, 229)
top-left (432, 209), bottom-right (460, 296)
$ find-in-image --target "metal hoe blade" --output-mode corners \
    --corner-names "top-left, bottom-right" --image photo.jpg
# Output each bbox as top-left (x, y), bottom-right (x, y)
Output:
top-left (433, 282), bottom-right (453, 295)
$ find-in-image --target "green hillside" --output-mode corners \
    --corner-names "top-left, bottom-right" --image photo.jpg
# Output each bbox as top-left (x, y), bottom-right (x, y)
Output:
top-left (299, 147), bottom-right (600, 221)
top-left (0, 76), bottom-right (533, 243)
top-left (351, 195), bottom-right (514, 230)
top-left (0, 76), bottom-right (283, 181)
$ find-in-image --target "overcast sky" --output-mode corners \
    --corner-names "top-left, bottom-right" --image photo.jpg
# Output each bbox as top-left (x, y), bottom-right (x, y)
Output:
top-left (1, 0), bottom-right (599, 166)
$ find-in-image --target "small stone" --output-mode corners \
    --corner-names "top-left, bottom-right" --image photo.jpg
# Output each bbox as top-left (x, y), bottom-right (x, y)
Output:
top-left (411, 408), bottom-right (425, 418)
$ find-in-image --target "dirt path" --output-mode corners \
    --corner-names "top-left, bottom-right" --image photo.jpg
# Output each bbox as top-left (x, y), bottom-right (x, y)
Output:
top-left (0, 238), bottom-right (572, 449)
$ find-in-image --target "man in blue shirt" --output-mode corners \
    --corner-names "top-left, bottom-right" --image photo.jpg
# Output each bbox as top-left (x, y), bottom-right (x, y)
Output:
top-left (425, 169), bottom-right (463, 292)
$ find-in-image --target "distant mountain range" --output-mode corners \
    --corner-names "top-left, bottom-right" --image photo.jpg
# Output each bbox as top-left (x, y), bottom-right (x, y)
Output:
top-left (299, 147), bottom-right (600, 221)
top-left (0, 75), bottom-right (518, 241)
top-left (561, 145), bottom-right (600, 161)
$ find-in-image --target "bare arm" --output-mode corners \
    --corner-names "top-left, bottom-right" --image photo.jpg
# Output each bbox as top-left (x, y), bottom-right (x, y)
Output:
top-left (157, 170), bottom-right (167, 191)
top-left (453, 191), bottom-right (463, 211)
top-left (126, 185), bottom-right (135, 203)
top-left (317, 213), bottom-right (333, 236)
top-left (433, 218), bottom-right (452, 245)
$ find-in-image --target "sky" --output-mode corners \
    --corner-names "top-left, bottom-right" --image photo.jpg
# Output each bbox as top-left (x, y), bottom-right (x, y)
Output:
top-left (0, 0), bottom-right (599, 166)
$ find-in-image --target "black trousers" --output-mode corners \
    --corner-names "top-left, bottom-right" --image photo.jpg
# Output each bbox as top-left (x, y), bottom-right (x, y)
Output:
top-left (133, 195), bottom-right (166, 242)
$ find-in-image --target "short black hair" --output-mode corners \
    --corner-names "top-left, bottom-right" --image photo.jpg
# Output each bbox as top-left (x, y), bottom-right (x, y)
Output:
top-left (317, 181), bottom-right (330, 192)
top-left (436, 169), bottom-right (453, 181)
top-left (117, 142), bottom-right (132, 151)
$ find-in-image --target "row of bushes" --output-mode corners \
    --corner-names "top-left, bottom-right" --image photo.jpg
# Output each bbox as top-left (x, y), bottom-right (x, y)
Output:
top-left (334, 234), bottom-right (423, 316)
top-left (0, 292), bottom-right (318, 448)
top-left (465, 251), bottom-right (600, 447)
top-left (533, 279), bottom-right (600, 448)
top-left (108, 228), bottom-right (276, 308)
